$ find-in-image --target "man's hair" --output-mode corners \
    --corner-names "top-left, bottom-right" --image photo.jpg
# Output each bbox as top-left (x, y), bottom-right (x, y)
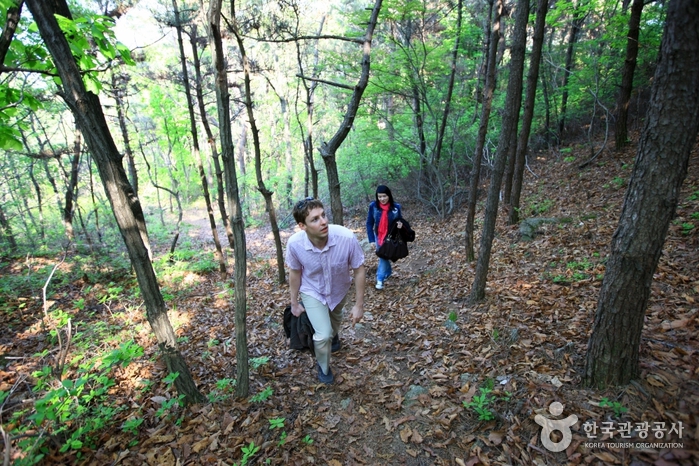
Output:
top-left (293, 198), bottom-right (325, 224)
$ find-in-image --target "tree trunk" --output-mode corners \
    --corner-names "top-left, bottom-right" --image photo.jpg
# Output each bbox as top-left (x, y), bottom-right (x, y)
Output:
top-left (558, 2), bottom-right (586, 136)
top-left (25, 0), bottom-right (204, 404)
top-left (614, 0), bottom-right (644, 151)
top-left (319, 0), bottom-right (383, 226)
top-left (465, 0), bottom-right (501, 261)
top-left (187, 27), bottom-right (234, 249)
top-left (584, 0), bottom-right (699, 388)
top-left (231, 22), bottom-right (286, 285)
top-left (112, 72), bottom-right (138, 197)
top-left (0, 202), bottom-right (17, 252)
top-left (62, 130), bottom-right (82, 241)
top-left (508, 0), bottom-right (549, 225)
top-left (470, 0), bottom-right (529, 302)
top-left (172, 1), bottom-right (227, 279)
top-left (208, 0), bottom-right (249, 398)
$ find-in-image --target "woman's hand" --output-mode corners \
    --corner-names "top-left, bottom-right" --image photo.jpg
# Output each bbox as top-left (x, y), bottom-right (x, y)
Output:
top-left (370, 242), bottom-right (376, 249)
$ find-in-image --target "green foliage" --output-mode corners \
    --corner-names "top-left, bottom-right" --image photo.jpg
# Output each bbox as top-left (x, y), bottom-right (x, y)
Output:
top-left (233, 441), bottom-right (260, 466)
top-left (448, 311), bottom-right (458, 322)
top-left (599, 397), bottom-right (628, 417)
top-left (268, 417), bottom-right (285, 429)
top-left (10, 340), bottom-right (144, 463)
top-left (302, 435), bottom-right (314, 445)
top-left (529, 198), bottom-right (554, 215)
top-left (250, 386), bottom-right (273, 403)
top-left (680, 222), bottom-right (695, 235)
top-left (464, 386), bottom-right (495, 421)
top-left (250, 356), bottom-right (270, 369)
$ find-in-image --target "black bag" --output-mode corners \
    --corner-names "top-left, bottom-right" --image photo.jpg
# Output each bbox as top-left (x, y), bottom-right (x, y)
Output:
top-left (376, 224), bottom-right (409, 262)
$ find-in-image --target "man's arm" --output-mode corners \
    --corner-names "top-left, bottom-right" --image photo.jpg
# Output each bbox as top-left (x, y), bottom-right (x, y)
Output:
top-left (289, 268), bottom-right (305, 317)
top-left (350, 264), bottom-right (366, 325)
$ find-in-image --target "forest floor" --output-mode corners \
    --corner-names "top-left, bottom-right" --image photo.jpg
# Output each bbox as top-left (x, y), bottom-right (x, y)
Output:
top-left (2, 139), bottom-right (699, 466)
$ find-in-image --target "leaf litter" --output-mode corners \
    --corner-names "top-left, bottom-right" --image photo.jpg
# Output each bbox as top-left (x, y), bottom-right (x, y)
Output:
top-left (1, 141), bottom-right (698, 465)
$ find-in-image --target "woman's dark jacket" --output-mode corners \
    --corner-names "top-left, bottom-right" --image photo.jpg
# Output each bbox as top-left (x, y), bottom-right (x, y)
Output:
top-left (366, 201), bottom-right (402, 244)
top-left (389, 217), bottom-right (416, 243)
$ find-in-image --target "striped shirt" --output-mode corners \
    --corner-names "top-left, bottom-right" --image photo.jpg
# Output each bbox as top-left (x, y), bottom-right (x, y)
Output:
top-left (286, 224), bottom-right (365, 309)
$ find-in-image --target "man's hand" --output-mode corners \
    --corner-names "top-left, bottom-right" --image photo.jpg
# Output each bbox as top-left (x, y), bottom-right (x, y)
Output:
top-left (350, 304), bottom-right (364, 326)
top-left (291, 302), bottom-right (305, 317)
top-left (397, 221), bottom-right (403, 229)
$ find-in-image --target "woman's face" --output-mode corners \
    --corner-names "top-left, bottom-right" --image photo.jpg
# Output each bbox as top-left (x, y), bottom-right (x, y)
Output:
top-left (377, 193), bottom-right (389, 205)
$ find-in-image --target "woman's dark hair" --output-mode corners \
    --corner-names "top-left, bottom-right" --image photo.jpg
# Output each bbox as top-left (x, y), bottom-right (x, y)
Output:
top-left (375, 185), bottom-right (395, 209)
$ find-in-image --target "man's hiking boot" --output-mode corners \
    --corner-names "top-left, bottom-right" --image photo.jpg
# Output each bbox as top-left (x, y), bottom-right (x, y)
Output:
top-left (331, 334), bottom-right (341, 353)
top-left (317, 363), bottom-right (334, 384)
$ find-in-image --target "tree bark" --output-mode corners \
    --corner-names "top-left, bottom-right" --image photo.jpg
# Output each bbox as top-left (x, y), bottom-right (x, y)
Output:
top-left (231, 19), bottom-right (286, 285)
top-left (470, 0), bottom-right (529, 302)
top-left (508, 0), bottom-right (549, 225)
top-left (187, 26), bottom-right (234, 249)
top-left (558, 2), bottom-right (586, 136)
top-left (25, 0), bottom-right (204, 404)
top-left (584, 0), bottom-right (699, 388)
top-left (111, 72), bottom-right (138, 198)
top-left (614, 0), bottom-right (644, 151)
top-left (172, 1), bottom-right (227, 279)
top-left (319, 0), bottom-right (383, 226)
top-left (465, 0), bottom-right (501, 262)
top-left (208, 0), bottom-right (249, 398)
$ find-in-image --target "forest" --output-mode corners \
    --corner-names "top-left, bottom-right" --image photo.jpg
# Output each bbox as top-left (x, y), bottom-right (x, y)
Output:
top-left (0, 0), bottom-right (698, 464)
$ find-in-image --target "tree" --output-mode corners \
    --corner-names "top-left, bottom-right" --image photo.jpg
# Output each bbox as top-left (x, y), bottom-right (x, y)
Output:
top-left (470, 0), bottom-right (529, 302)
top-left (23, 0), bottom-right (205, 403)
top-left (584, 0), bottom-right (699, 388)
top-left (558, 0), bottom-right (588, 136)
top-left (614, 0), bottom-right (644, 151)
top-left (318, 0), bottom-right (383, 226)
top-left (208, 0), bottom-right (249, 398)
top-left (507, 0), bottom-right (549, 225)
top-left (171, 0), bottom-right (227, 279)
top-left (465, 0), bottom-right (501, 261)
top-left (229, 8), bottom-right (286, 285)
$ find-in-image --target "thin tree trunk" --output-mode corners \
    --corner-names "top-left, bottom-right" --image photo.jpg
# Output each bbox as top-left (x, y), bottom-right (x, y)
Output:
top-left (26, 0), bottom-right (204, 404)
top-left (470, 0), bottom-right (529, 302)
top-left (508, 0), bottom-right (549, 225)
top-left (187, 27), bottom-right (234, 249)
top-left (112, 71), bottom-right (139, 197)
top-left (465, 0), bottom-right (500, 261)
top-left (614, 0), bottom-right (644, 151)
top-left (319, 0), bottom-right (383, 226)
top-left (584, 0), bottom-right (699, 388)
top-left (208, 0), bottom-right (249, 398)
top-left (0, 202), bottom-right (17, 252)
top-left (295, 16), bottom-right (325, 200)
top-left (558, 2), bottom-right (586, 136)
top-left (231, 21), bottom-right (286, 285)
top-left (62, 129), bottom-right (82, 241)
top-left (172, 1), bottom-right (227, 278)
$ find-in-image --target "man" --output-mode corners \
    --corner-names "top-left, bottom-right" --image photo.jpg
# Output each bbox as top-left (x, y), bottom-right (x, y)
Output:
top-left (286, 198), bottom-right (366, 384)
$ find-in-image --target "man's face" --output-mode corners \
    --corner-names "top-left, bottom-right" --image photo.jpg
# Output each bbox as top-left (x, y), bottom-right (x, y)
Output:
top-left (299, 207), bottom-right (328, 240)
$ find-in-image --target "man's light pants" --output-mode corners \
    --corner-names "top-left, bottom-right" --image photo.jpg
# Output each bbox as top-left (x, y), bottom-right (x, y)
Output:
top-left (300, 292), bottom-right (347, 374)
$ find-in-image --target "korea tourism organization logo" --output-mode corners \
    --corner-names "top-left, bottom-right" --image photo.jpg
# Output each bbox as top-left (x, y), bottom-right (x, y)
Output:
top-left (535, 402), bottom-right (685, 452)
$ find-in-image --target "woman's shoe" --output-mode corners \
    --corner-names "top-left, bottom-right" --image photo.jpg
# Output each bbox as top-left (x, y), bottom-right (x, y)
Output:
top-left (375, 281), bottom-right (384, 290)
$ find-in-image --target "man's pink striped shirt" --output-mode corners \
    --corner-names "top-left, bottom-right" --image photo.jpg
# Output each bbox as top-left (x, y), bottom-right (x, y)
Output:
top-left (285, 224), bottom-right (365, 309)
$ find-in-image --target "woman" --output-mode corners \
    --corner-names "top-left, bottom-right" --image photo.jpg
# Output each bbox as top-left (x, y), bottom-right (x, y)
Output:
top-left (366, 185), bottom-right (403, 289)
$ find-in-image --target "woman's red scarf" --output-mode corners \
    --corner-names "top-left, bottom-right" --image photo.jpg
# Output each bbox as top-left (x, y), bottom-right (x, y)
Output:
top-left (377, 202), bottom-right (390, 246)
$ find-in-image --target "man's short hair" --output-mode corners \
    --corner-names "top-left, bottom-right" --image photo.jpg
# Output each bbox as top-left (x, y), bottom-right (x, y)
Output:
top-left (293, 197), bottom-right (325, 224)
